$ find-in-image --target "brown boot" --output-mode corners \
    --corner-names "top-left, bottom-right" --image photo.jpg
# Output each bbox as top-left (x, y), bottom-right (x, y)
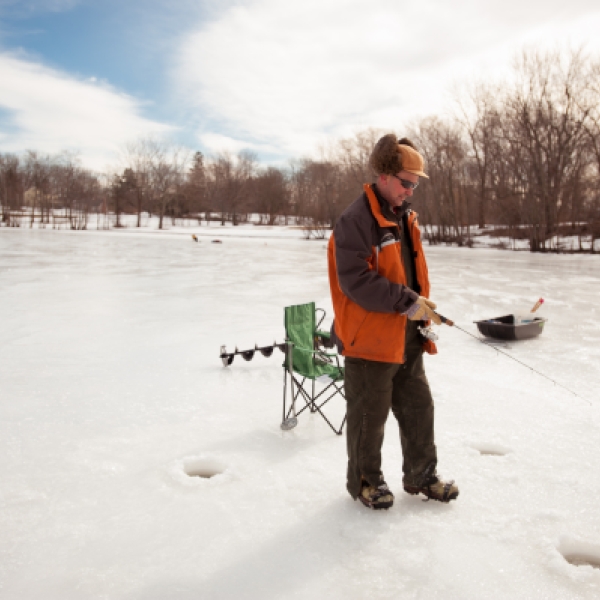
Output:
top-left (358, 479), bottom-right (394, 510)
top-left (404, 473), bottom-right (458, 503)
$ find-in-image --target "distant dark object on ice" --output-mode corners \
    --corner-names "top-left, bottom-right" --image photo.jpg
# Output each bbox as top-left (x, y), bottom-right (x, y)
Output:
top-left (192, 234), bottom-right (198, 242)
top-left (212, 239), bottom-right (223, 244)
top-left (474, 314), bottom-right (547, 341)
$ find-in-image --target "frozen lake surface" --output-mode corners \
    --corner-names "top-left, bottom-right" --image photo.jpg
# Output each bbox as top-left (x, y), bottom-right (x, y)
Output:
top-left (2, 227), bottom-right (600, 599)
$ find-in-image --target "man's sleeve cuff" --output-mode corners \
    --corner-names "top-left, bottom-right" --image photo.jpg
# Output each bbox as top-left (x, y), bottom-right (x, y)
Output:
top-left (395, 289), bottom-right (419, 314)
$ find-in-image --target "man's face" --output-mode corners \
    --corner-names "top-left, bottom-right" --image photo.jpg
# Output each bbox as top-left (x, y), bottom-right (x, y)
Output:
top-left (379, 170), bottom-right (419, 208)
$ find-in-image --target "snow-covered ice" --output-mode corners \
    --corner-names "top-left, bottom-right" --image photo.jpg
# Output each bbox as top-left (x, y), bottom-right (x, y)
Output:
top-left (2, 226), bottom-right (600, 599)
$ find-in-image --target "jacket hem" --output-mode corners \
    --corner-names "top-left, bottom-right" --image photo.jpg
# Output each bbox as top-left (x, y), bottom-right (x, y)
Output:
top-left (342, 348), bottom-right (406, 365)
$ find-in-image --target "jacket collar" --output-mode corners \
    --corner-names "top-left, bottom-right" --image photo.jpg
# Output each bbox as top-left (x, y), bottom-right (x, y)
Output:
top-left (365, 183), bottom-right (412, 228)
top-left (372, 184), bottom-right (412, 219)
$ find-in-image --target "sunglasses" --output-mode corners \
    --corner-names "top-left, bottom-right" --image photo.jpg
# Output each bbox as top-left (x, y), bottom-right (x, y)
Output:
top-left (391, 175), bottom-right (419, 190)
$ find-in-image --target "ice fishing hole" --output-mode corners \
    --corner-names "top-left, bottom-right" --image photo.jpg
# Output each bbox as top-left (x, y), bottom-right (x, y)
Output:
top-left (183, 457), bottom-right (226, 479)
top-left (558, 539), bottom-right (600, 570)
top-left (471, 443), bottom-right (512, 457)
top-left (564, 555), bottom-right (600, 569)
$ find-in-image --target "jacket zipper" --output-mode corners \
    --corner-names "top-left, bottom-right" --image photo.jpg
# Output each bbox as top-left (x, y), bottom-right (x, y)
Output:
top-left (349, 312), bottom-right (369, 347)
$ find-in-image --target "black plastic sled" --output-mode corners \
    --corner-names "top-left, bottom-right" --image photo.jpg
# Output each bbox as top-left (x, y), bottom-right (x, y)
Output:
top-left (474, 315), bottom-right (547, 341)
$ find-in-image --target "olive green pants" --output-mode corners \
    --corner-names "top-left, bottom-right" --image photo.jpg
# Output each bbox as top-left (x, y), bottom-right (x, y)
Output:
top-left (344, 339), bottom-right (437, 499)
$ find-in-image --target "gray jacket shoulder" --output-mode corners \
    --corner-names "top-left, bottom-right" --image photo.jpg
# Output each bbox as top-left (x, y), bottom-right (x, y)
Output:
top-left (332, 191), bottom-right (417, 314)
top-left (334, 192), bottom-right (376, 249)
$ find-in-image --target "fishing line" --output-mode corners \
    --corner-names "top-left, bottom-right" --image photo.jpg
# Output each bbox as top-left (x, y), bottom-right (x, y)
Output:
top-left (435, 313), bottom-right (588, 404)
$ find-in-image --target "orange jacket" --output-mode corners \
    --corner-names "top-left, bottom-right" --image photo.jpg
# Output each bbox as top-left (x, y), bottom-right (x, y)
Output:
top-left (328, 184), bottom-right (437, 363)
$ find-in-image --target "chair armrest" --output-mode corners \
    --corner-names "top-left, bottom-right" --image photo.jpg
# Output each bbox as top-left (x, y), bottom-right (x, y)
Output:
top-left (315, 330), bottom-right (335, 349)
top-left (293, 345), bottom-right (336, 358)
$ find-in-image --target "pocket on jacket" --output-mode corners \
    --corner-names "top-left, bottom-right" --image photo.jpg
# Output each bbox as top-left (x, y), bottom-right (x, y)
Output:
top-left (351, 312), bottom-right (403, 359)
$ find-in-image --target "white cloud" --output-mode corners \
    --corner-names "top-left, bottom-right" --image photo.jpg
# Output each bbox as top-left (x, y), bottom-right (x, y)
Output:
top-left (198, 132), bottom-right (280, 156)
top-left (0, 52), bottom-right (174, 171)
top-left (174, 0), bottom-right (600, 159)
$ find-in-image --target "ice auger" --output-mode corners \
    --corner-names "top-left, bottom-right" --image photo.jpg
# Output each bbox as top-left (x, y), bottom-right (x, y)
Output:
top-left (219, 342), bottom-right (287, 366)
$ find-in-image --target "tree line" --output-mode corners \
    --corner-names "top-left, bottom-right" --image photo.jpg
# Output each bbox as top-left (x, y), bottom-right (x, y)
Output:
top-left (1, 47), bottom-right (599, 252)
top-left (414, 48), bottom-right (600, 252)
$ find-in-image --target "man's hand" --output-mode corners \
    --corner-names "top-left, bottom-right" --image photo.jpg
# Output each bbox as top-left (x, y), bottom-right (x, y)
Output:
top-left (406, 296), bottom-right (442, 325)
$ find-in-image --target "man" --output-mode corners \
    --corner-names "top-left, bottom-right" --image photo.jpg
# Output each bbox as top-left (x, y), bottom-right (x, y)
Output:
top-left (327, 134), bottom-right (458, 510)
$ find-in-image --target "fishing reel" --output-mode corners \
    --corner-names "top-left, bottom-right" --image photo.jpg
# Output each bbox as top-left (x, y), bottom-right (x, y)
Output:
top-left (417, 325), bottom-right (439, 342)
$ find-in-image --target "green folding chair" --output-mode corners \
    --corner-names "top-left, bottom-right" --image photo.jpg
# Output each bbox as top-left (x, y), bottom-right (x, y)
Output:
top-left (281, 302), bottom-right (346, 435)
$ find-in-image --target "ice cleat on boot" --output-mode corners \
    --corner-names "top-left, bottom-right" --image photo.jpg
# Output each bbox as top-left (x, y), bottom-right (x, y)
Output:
top-left (358, 479), bottom-right (394, 510)
top-left (404, 473), bottom-right (459, 503)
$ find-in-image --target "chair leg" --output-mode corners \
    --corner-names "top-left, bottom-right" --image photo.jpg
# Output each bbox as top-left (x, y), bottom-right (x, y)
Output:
top-left (283, 370), bottom-right (347, 435)
top-left (310, 380), bottom-right (347, 435)
top-left (282, 367), bottom-right (288, 425)
top-left (336, 414), bottom-right (347, 436)
top-left (281, 344), bottom-right (298, 431)
top-left (288, 376), bottom-right (313, 418)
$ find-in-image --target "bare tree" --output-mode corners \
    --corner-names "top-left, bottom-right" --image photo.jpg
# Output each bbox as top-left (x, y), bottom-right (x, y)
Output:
top-left (0, 154), bottom-right (24, 227)
top-left (207, 151), bottom-right (256, 226)
top-left (186, 151), bottom-right (207, 223)
top-left (253, 166), bottom-right (289, 225)
top-left (24, 151), bottom-right (52, 227)
top-left (50, 153), bottom-right (97, 230)
top-left (290, 158), bottom-right (343, 238)
top-left (411, 117), bottom-right (470, 244)
top-left (454, 83), bottom-right (502, 228)
top-left (122, 138), bottom-right (159, 227)
top-left (501, 48), bottom-right (593, 250)
top-left (336, 128), bottom-right (382, 190)
top-left (125, 139), bottom-right (190, 230)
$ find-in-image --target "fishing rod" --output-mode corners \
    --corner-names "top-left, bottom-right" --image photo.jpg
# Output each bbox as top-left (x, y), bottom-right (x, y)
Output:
top-left (433, 312), bottom-right (587, 402)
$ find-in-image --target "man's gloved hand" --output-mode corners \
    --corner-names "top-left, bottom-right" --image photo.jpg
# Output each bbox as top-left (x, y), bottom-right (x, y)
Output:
top-left (406, 296), bottom-right (442, 325)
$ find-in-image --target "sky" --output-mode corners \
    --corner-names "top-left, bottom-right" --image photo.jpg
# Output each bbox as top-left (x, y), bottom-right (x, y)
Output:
top-left (1, 0), bottom-right (600, 172)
